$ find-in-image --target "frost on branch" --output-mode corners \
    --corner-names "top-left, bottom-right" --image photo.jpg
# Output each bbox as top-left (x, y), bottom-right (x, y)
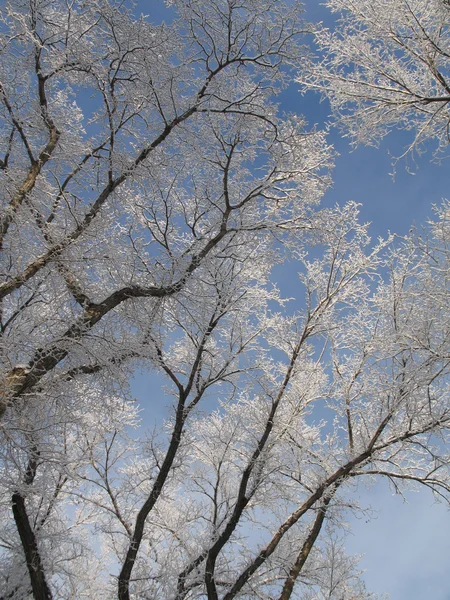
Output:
top-left (300, 0), bottom-right (450, 158)
top-left (1, 1), bottom-right (450, 599)
top-left (0, 0), bottom-right (331, 415)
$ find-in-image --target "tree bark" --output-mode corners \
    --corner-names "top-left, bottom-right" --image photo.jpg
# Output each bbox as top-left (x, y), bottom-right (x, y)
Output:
top-left (12, 492), bottom-right (53, 600)
top-left (278, 494), bottom-right (333, 600)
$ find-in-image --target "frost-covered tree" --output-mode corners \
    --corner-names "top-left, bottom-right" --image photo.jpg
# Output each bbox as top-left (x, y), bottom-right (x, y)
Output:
top-left (0, 0), bottom-right (331, 596)
top-left (302, 0), bottom-right (450, 158)
top-left (0, 0), bottom-right (331, 416)
top-left (1, 1), bottom-right (450, 600)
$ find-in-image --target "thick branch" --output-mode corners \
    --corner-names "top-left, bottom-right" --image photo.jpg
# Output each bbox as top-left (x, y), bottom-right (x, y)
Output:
top-left (12, 447), bottom-right (52, 600)
top-left (278, 494), bottom-right (333, 600)
top-left (222, 449), bottom-right (375, 600)
top-left (0, 70), bottom-right (60, 250)
top-left (11, 493), bottom-right (53, 600)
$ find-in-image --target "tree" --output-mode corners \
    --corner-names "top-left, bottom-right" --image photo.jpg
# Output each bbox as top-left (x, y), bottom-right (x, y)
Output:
top-left (301, 0), bottom-right (450, 159)
top-left (1, 1), bottom-right (450, 599)
top-left (0, 0), bottom-right (332, 415)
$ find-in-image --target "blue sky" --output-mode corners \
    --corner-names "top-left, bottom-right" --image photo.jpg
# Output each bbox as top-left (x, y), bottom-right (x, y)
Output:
top-left (345, 479), bottom-right (450, 600)
top-left (131, 2), bottom-right (450, 598)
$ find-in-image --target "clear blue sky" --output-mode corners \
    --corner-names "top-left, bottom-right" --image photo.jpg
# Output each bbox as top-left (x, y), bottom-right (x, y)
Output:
top-left (131, 2), bottom-right (450, 598)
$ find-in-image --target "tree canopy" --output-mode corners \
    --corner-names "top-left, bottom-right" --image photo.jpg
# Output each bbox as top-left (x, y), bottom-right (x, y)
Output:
top-left (0, 1), bottom-right (449, 599)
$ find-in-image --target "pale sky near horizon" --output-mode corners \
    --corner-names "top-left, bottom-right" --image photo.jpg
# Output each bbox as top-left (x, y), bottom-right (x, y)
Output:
top-left (131, 2), bottom-right (450, 598)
